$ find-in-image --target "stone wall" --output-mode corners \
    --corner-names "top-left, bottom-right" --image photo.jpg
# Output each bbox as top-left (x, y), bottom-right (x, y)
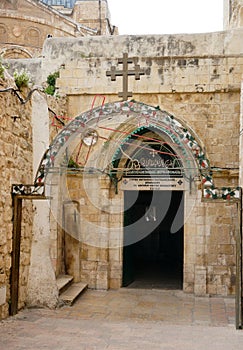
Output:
top-left (47, 33), bottom-right (242, 184)
top-left (59, 174), bottom-right (123, 290)
top-left (0, 0), bottom-right (241, 320)
top-left (0, 0), bottom-right (116, 58)
top-left (45, 98), bottom-right (239, 297)
top-left (0, 26), bottom-right (240, 318)
top-left (58, 176), bottom-right (238, 296)
top-left (0, 0), bottom-right (81, 58)
top-left (71, 0), bottom-right (117, 35)
top-left (184, 197), bottom-right (238, 296)
top-left (0, 84), bottom-right (33, 319)
top-left (47, 94), bottom-right (68, 142)
top-left (205, 202), bottom-right (238, 295)
top-left (41, 32), bottom-right (243, 297)
top-left (224, 0), bottom-right (243, 29)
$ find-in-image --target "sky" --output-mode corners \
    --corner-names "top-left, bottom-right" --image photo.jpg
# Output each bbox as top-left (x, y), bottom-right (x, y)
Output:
top-left (108, 0), bottom-right (224, 35)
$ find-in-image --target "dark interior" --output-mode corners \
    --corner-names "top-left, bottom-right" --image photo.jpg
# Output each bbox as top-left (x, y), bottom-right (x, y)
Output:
top-left (123, 190), bottom-right (184, 289)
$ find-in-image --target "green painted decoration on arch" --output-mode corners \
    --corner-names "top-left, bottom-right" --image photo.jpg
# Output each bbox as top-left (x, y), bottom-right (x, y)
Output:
top-left (34, 100), bottom-right (240, 200)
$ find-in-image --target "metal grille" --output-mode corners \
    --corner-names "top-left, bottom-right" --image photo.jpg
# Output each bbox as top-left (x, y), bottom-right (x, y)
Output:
top-left (40, 0), bottom-right (77, 8)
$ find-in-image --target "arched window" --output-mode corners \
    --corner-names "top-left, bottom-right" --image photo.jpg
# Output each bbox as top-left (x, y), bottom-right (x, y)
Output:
top-left (25, 27), bottom-right (41, 47)
top-left (1, 47), bottom-right (32, 59)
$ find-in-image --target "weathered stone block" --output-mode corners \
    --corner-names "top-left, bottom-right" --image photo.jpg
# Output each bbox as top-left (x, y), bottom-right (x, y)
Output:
top-left (218, 244), bottom-right (234, 255)
top-left (109, 278), bottom-right (121, 289)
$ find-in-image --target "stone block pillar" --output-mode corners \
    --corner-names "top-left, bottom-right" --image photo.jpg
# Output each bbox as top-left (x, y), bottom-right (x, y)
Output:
top-left (194, 266), bottom-right (207, 296)
top-left (26, 201), bottom-right (58, 308)
top-left (26, 92), bottom-right (58, 308)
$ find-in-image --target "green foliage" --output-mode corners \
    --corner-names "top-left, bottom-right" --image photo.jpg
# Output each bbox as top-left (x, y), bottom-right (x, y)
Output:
top-left (45, 71), bottom-right (59, 95)
top-left (45, 85), bottom-right (55, 96)
top-left (0, 65), bottom-right (4, 79)
top-left (0, 56), bottom-right (6, 79)
top-left (47, 71), bottom-right (59, 86)
top-left (68, 157), bottom-right (79, 168)
top-left (13, 69), bottom-right (31, 89)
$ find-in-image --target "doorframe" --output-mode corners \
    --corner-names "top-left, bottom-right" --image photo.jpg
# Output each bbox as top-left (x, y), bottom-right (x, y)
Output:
top-left (60, 200), bottom-right (81, 280)
top-left (122, 187), bottom-right (243, 329)
top-left (10, 184), bottom-right (46, 316)
top-left (122, 189), bottom-right (185, 289)
top-left (236, 192), bottom-right (243, 329)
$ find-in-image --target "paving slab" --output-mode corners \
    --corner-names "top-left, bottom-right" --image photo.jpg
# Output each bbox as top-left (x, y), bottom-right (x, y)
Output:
top-left (0, 289), bottom-right (242, 350)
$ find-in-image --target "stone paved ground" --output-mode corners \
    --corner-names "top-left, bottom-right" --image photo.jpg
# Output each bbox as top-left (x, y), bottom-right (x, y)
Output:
top-left (0, 289), bottom-right (243, 350)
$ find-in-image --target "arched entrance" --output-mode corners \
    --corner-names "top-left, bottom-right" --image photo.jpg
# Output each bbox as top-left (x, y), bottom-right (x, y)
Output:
top-left (123, 190), bottom-right (184, 289)
top-left (35, 100), bottom-right (209, 293)
top-left (10, 101), bottom-right (242, 329)
top-left (112, 126), bottom-right (186, 289)
top-left (35, 101), bottom-right (211, 186)
top-left (32, 100), bottom-right (241, 299)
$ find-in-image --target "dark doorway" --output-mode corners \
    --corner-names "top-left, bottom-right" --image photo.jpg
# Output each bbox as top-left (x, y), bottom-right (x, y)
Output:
top-left (123, 190), bottom-right (184, 289)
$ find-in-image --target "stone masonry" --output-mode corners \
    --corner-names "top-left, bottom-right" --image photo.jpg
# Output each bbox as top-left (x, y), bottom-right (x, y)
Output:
top-left (40, 30), bottom-right (242, 298)
top-left (0, 0), bottom-right (117, 58)
top-left (0, 1), bottom-right (243, 320)
top-left (0, 83), bottom-right (34, 319)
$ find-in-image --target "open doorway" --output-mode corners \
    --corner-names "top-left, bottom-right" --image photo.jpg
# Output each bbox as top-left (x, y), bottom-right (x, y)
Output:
top-left (123, 190), bottom-right (184, 289)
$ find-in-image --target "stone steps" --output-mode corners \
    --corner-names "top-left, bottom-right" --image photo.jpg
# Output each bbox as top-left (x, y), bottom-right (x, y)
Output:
top-left (57, 275), bottom-right (88, 306)
top-left (57, 275), bottom-right (74, 295)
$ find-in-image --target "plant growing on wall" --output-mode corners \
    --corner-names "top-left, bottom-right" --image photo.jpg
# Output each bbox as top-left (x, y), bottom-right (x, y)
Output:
top-left (0, 56), bottom-right (7, 80)
top-left (68, 156), bottom-right (80, 168)
top-left (45, 71), bottom-right (59, 95)
top-left (0, 61), bottom-right (5, 79)
top-left (13, 69), bottom-right (31, 90)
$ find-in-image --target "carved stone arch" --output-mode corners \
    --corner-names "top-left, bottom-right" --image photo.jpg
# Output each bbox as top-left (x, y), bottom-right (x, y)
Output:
top-left (35, 99), bottom-right (241, 198)
top-left (108, 119), bottom-right (206, 178)
top-left (35, 101), bottom-right (212, 190)
top-left (25, 27), bottom-right (41, 48)
top-left (1, 46), bottom-right (32, 59)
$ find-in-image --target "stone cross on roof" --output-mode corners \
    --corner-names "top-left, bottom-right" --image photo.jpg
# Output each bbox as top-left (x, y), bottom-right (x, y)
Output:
top-left (106, 53), bottom-right (146, 101)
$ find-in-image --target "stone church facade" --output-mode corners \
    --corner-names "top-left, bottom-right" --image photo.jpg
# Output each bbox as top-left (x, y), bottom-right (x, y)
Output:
top-left (0, 0), bottom-right (117, 58)
top-left (0, 0), bottom-right (243, 328)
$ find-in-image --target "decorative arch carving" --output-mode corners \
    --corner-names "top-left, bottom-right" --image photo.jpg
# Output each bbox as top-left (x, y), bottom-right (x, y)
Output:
top-left (35, 100), bottom-right (240, 200)
top-left (0, 24), bottom-right (8, 42)
top-left (0, 46), bottom-right (32, 59)
top-left (25, 27), bottom-right (41, 48)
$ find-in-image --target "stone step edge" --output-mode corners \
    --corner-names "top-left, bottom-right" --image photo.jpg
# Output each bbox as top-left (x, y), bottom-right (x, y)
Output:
top-left (56, 274), bottom-right (74, 295)
top-left (59, 282), bottom-right (88, 306)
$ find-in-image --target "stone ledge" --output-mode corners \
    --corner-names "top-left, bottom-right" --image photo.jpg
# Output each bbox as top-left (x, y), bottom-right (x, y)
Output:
top-left (59, 282), bottom-right (88, 306)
